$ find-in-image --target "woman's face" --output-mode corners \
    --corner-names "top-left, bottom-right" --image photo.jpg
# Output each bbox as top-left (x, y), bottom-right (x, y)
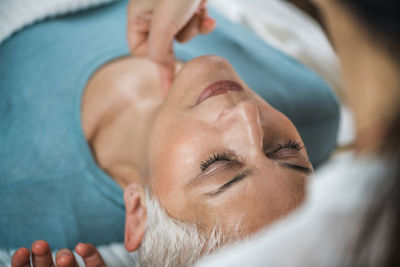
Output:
top-left (146, 56), bottom-right (312, 236)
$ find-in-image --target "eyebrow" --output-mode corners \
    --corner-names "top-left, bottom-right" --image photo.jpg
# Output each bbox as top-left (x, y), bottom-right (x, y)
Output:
top-left (203, 169), bottom-right (251, 197)
top-left (279, 162), bottom-right (313, 174)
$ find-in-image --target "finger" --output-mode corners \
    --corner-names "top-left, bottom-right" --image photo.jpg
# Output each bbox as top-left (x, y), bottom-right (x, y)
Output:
top-left (199, 0), bottom-right (208, 10)
top-left (200, 16), bottom-right (216, 34)
top-left (176, 13), bottom-right (202, 43)
top-left (132, 41), bottom-right (149, 58)
top-left (55, 249), bottom-right (78, 267)
top-left (149, 0), bottom-right (202, 64)
top-left (199, 8), bottom-right (216, 34)
top-left (127, 0), bottom-right (152, 54)
top-left (127, 19), bottom-right (149, 55)
top-left (31, 240), bottom-right (55, 267)
top-left (196, 1), bottom-right (216, 34)
top-left (11, 247), bottom-right (31, 267)
top-left (75, 243), bottom-right (106, 267)
top-left (176, 8), bottom-right (215, 42)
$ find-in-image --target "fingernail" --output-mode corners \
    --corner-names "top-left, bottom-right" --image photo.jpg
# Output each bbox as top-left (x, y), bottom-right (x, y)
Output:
top-left (58, 250), bottom-right (71, 256)
top-left (203, 18), bottom-right (216, 28)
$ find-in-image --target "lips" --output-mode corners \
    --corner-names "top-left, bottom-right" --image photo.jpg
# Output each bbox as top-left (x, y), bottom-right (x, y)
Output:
top-left (196, 80), bottom-right (243, 105)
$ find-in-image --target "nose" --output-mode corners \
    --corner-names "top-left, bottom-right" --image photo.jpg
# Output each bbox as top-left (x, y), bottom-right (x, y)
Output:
top-left (217, 101), bottom-right (263, 158)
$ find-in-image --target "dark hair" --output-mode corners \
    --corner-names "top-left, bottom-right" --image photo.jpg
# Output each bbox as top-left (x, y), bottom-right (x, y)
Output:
top-left (337, 0), bottom-right (400, 266)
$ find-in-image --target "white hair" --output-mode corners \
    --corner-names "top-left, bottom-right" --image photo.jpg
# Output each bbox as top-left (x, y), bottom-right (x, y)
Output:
top-left (135, 191), bottom-right (242, 267)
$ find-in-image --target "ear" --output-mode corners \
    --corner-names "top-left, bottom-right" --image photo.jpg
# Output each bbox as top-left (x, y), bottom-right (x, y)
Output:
top-left (124, 182), bottom-right (147, 252)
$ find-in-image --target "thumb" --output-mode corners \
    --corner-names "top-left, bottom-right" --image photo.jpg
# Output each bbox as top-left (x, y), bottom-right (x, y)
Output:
top-left (148, 0), bottom-right (202, 64)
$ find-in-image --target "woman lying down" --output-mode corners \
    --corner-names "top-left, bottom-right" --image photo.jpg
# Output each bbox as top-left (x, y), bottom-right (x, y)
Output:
top-left (0, 0), bottom-right (339, 266)
top-left (12, 54), bottom-right (316, 266)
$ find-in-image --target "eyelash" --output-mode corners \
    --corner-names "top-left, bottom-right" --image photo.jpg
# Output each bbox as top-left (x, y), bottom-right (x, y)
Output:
top-left (200, 140), bottom-right (303, 171)
top-left (266, 140), bottom-right (303, 156)
top-left (200, 153), bottom-right (230, 171)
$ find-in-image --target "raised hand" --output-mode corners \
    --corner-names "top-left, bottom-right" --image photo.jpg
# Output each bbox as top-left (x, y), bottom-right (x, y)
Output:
top-left (127, 0), bottom-right (216, 94)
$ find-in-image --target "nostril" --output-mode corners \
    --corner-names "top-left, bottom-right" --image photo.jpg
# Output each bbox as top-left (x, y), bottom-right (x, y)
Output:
top-left (217, 108), bottom-right (237, 129)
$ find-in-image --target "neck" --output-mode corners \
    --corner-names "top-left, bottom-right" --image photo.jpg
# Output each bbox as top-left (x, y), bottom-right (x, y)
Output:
top-left (82, 56), bottom-right (177, 188)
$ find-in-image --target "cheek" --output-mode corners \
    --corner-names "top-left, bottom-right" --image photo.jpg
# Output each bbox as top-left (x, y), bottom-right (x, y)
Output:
top-left (149, 124), bottom-right (222, 220)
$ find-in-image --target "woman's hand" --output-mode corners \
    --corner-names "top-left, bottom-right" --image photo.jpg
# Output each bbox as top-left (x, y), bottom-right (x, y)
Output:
top-left (11, 240), bottom-right (106, 267)
top-left (127, 0), bottom-right (216, 94)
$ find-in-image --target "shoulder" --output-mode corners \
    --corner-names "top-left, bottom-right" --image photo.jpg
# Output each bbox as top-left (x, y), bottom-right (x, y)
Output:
top-left (81, 56), bottom-right (162, 139)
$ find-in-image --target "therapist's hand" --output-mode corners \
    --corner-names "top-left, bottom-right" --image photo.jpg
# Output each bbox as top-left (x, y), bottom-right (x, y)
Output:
top-left (11, 240), bottom-right (106, 267)
top-left (127, 0), bottom-right (216, 94)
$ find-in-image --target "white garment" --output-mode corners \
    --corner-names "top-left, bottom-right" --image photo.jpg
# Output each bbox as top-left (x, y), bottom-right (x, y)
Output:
top-left (197, 153), bottom-right (390, 267)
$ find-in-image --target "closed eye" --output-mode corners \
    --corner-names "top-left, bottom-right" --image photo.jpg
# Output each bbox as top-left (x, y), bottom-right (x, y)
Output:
top-left (200, 152), bottom-right (231, 172)
top-left (265, 140), bottom-right (303, 157)
top-left (265, 140), bottom-right (312, 174)
top-left (204, 169), bottom-right (251, 197)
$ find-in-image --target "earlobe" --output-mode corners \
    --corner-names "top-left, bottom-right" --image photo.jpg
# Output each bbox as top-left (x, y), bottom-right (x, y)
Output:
top-left (124, 182), bottom-right (147, 252)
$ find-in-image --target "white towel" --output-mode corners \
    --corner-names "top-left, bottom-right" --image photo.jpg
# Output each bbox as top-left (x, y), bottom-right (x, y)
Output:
top-left (0, 0), bottom-right (117, 45)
